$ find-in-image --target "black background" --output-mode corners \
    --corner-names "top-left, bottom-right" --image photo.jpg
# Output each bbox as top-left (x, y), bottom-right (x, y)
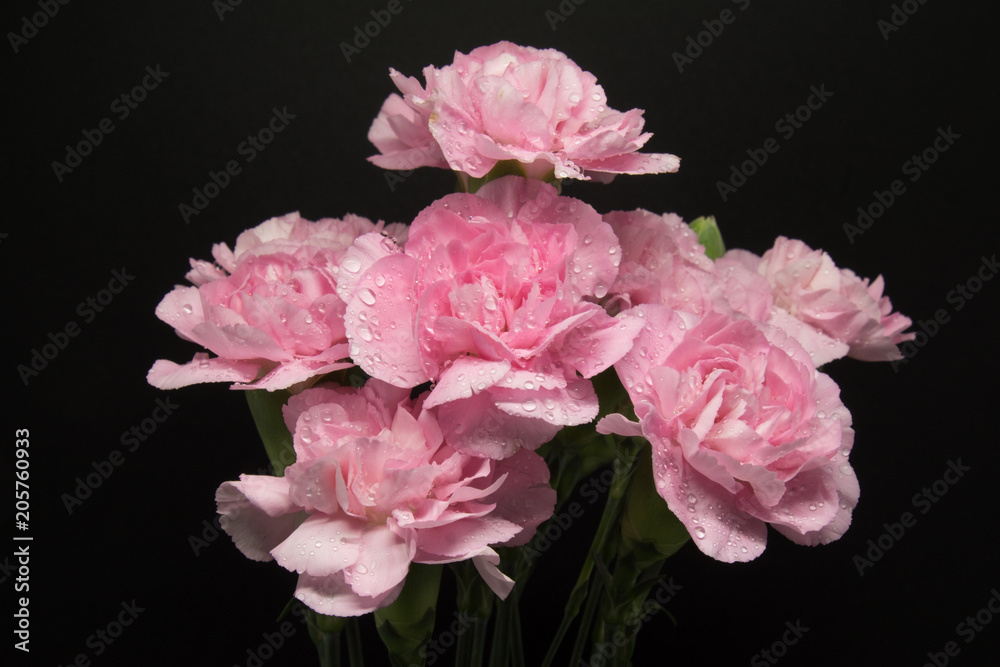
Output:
top-left (4, 1), bottom-right (998, 665)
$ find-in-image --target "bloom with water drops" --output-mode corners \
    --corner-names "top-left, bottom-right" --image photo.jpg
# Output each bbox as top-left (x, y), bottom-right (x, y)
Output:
top-left (342, 176), bottom-right (644, 458)
top-left (597, 305), bottom-right (858, 563)
top-left (147, 212), bottom-right (407, 391)
top-left (604, 208), bottom-right (724, 316)
top-left (367, 41), bottom-right (680, 182)
top-left (717, 237), bottom-right (914, 364)
top-left (216, 379), bottom-right (555, 615)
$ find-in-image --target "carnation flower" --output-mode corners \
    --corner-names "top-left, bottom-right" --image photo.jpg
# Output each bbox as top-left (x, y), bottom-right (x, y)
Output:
top-left (368, 41), bottom-right (680, 181)
top-left (338, 176), bottom-right (644, 458)
top-left (216, 380), bottom-right (555, 615)
top-left (718, 237), bottom-right (914, 364)
top-left (604, 209), bottom-right (723, 315)
top-left (147, 212), bottom-right (406, 391)
top-left (598, 305), bottom-right (858, 562)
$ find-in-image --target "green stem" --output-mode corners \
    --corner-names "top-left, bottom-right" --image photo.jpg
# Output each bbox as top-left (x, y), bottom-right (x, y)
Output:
top-left (471, 613), bottom-right (490, 666)
top-left (345, 618), bottom-right (363, 667)
top-left (245, 389), bottom-right (295, 476)
top-left (317, 632), bottom-right (340, 667)
top-left (487, 597), bottom-right (512, 667)
top-left (509, 589), bottom-right (525, 667)
top-left (539, 438), bottom-right (642, 667)
top-left (569, 573), bottom-right (605, 666)
top-left (305, 610), bottom-right (347, 667)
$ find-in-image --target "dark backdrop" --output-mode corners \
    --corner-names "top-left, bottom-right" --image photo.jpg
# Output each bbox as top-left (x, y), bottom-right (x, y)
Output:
top-left (4, 1), bottom-right (998, 665)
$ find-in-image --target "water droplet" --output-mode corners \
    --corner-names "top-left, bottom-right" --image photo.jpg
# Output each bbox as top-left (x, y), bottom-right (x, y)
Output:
top-left (522, 399), bottom-right (537, 412)
top-left (182, 304), bottom-right (193, 314)
top-left (694, 526), bottom-right (706, 539)
top-left (374, 274), bottom-right (386, 287)
top-left (358, 288), bottom-right (376, 306)
top-left (342, 257), bottom-right (361, 273)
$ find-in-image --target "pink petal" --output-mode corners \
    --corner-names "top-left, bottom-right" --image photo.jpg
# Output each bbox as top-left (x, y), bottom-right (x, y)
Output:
top-left (147, 353), bottom-right (259, 390)
top-left (596, 413), bottom-right (644, 438)
top-left (271, 513), bottom-right (365, 577)
top-left (335, 232), bottom-right (402, 304)
top-left (346, 523), bottom-right (416, 598)
top-left (241, 345), bottom-right (353, 391)
top-left (345, 253), bottom-right (428, 387)
top-left (416, 515), bottom-right (521, 560)
top-left (649, 423), bottom-right (767, 563)
top-left (436, 392), bottom-right (561, 458)
top-left (216, 475), bottom-right (301, 562)
top-left (295, 572), bottom-right (404, 617)
top-left (487, 449), bottom-right (556, 547)
top-left (473, 550), bottom-right (515, 599)
top-left (558, 309), bottom-right (645, 378)
top-left (575, 151), bottom-right (681, 175)
top-left (423, 357), bottom-right (511, 408)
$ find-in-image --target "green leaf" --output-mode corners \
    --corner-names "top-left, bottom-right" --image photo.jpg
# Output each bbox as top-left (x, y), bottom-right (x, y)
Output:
top-left (689, 215), bottom-right (726, 260)
top-left (245, 389), bottom-right (296, 476)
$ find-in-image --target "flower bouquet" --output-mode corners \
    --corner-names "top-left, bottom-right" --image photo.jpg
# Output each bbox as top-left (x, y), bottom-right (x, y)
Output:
top-left (149, 42), bottom-right (913, 666)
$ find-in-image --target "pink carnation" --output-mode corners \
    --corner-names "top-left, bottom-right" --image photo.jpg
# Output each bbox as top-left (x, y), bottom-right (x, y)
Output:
top-left (368, 41), bottom-right (680, 181)
top-left (604, 209), bottom-right (723, 315)
top-left (148, 212), bottom-right (406, 391)
top-left (598, 305), bottom-right (858, 563)
top-left (216, 380), bottom-right (555, 616)
top-left (340, 176), bottom-right (644, 458)
top-left (719, 237), bottom-right (914, 363)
